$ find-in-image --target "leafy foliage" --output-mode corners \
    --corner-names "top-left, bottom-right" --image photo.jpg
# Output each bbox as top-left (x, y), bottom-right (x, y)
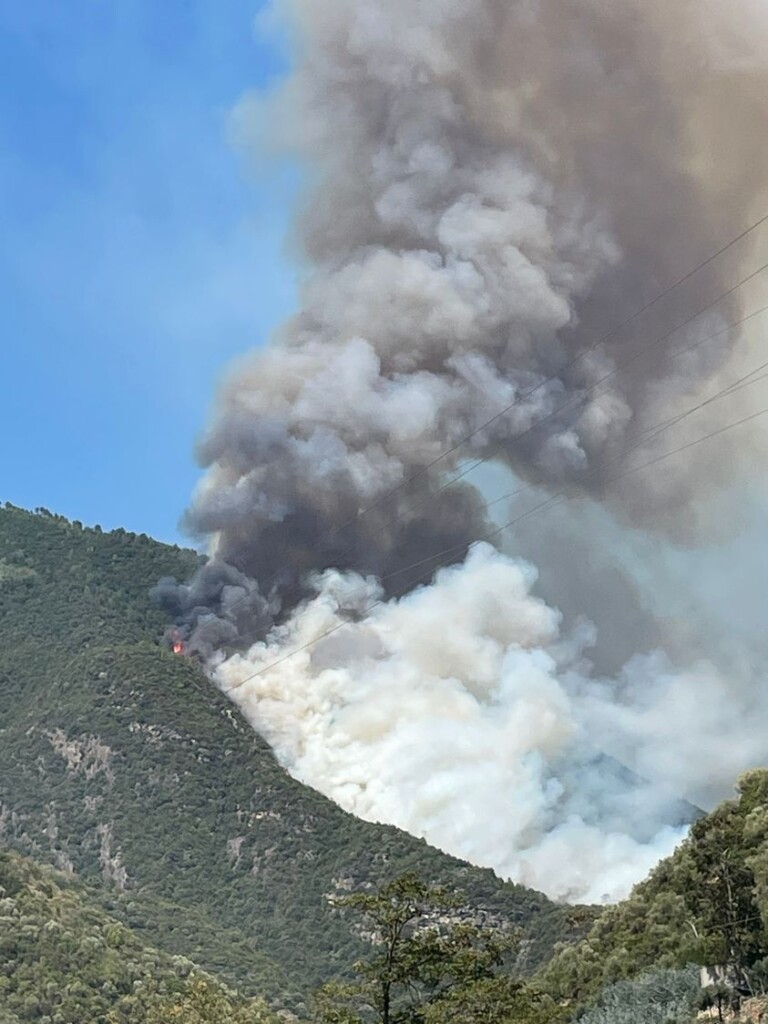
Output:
top-left (0, 505), bottom-right (586, 1010)
top-left (0, 848), bottom-right (270, 1024)
top-left (312, 874), bottom-right (555, 1024)
top-left (145, 976), bottom-right (278, 1024)
top-left (577, 968), bottom-right (700, 1024)
top-left (538, 771), bottom-right (768, 1009)
top-left (423, 978), bottom-right (561, 1024)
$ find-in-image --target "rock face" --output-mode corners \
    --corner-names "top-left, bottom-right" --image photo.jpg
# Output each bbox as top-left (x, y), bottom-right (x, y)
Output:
top-left (0, 505), bottom-right (591, 1005)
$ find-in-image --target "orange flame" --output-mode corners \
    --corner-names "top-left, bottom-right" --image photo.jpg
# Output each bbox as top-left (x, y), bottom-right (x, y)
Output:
top-left (172, 642), bottom-right (184, 655)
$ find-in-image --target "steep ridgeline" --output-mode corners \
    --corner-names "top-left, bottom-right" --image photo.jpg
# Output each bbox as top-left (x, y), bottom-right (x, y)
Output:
top-left (538, 769), bottom-right (768, 1012)
top-left (0, 505), bottom-right (594, 1010)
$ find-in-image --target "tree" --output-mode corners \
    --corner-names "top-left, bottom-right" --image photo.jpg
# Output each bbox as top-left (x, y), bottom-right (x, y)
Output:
top-left (313, 873), bottom-right (520, 1024)
top-left (423, 977), bottom-right (562, 1024)
top-left (145, 976), bottom-right (277, 1024)
top-left (695, 982), bottom-right (742, 1024)
top-left (578, 968), bottom-right (700, 1024)
top-left (684, 806), bottom-right (763, 979)
top-left (312, 982), bottom-right (368, 1024)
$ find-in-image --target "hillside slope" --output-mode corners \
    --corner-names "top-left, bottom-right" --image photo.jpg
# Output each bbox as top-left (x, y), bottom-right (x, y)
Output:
top-left (0, 505), bottom-right (593, 1007)
top-left (539, 769), bottom-right (768, 1011)
top-left (0, 849), bottom-right (277, 1024)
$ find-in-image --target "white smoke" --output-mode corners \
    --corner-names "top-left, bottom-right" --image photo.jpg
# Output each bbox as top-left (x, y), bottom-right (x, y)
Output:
top-left (214, 544), bottom-right (690, 902)
top-left (165, 0), bottom-right (768, 902)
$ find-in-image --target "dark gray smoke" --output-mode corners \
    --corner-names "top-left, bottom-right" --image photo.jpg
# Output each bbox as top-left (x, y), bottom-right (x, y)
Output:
top-left (152, 561), bottom-right (277, 657)
top-left (157, 0), bottom-right (768, 900)
top-left (166, 0), bottom-right (768, 653)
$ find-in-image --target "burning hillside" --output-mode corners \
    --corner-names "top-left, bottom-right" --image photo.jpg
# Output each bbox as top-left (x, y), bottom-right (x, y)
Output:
top-left (155, 0), bottom-right (768, 901)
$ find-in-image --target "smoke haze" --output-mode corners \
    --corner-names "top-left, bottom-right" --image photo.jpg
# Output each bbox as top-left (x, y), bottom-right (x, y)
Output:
top-left (160, 0), bottom-right (768, 900)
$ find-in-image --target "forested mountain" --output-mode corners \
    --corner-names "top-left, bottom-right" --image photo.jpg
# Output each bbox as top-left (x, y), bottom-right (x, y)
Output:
top-left (0, 849), bottom-right (276, 1023)
top-left (5, 504), bottom-right (767, 1024)
top-left (0, 505), bottom-right (591, 1012)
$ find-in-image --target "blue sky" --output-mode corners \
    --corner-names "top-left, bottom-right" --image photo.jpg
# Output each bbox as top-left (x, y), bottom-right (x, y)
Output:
top-left (0, 1), bottom-right (298, 544)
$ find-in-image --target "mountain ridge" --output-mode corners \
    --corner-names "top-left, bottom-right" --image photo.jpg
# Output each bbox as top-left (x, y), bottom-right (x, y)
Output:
top-left (0, 503), bottom-right (594, 1010)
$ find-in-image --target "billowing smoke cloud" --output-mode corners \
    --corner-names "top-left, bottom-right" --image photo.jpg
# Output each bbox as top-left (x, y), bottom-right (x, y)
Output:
top-left (213, 544), bottom-right (694, 902)
top-left (160, 0), bottom-right (768, 900)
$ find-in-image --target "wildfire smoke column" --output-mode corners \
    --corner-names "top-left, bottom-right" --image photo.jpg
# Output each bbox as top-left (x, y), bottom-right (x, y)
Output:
top-left (158, 0), bottom-right (768, 900)
top-left (183, 0), bottom-right (767, 612)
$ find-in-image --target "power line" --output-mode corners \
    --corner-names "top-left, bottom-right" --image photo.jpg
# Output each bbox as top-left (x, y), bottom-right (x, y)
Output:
top-left (381, 356), bottom-right (768, 583)
top-left (396, 296), bottom-right (768, 525)
top-left (210, 298), bottom-right (768, 651)
top-left (224, 394), bottom-right (768, 689)
top-left (334, 212), bottom-right (768, 533)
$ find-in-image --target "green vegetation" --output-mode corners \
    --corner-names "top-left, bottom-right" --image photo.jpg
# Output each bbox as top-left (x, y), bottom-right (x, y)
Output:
top-left (7, 503), bottom-right (768, 1022)
top-left (146, 977), bottom-right (278, 1024)
top-left (538, 770), bottom-right (768, 1011)
top-left (311, 873), bottom-right (560, 1024)
top-left (0, 849), bottom-right (274, 1024)
top-left (577, 968), bottom-right (700, 1024)
top-left (0, 504), bottom-right (587, 1011)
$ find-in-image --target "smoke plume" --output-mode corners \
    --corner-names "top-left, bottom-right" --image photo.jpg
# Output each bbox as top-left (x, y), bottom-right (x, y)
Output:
top-left (160, 0), bottom-right (768, 900)
top-left (214, 543), bottom-right (696, 901)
